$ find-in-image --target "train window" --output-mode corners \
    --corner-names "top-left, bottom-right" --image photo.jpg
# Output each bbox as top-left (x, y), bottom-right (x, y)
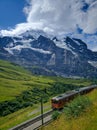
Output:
top-left (75, 88), bottom-right (80, 91)
top-left (52, 100), bottom-right (59, 104)
top-left (57, 95), bottom-right (63, 98)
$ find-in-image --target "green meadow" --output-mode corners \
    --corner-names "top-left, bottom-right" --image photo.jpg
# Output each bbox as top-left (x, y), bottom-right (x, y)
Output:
top-left (0, 59), bottom-right (95, 130)
top-left (0, 60), bottom-right (54, 102)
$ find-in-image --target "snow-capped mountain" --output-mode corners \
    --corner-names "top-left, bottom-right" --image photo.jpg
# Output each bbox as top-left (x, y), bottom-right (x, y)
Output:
top-left (0, 30), bottom-right (97, 78)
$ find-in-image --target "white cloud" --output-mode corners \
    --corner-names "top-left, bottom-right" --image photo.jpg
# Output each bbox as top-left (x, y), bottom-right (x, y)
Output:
top-left (25, 0), bottom-right (97, 35)
top-left (0, 0), bottom-right (97, 36)
top-left (83, 1), bottom-right (97, 33)
top-left (1, 22), bottom-right (44, 36)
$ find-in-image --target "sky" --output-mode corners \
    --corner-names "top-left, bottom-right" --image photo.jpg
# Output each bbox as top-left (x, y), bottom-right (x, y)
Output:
top-left (0, 0), bottom-right (97, 51)
top-left (0, 0), bottom-right (26, 29)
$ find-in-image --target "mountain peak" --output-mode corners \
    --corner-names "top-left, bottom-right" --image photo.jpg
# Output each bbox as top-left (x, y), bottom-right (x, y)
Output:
top-left (0, 32), bottom-right (97, 78)
top-left (73, 38), bottom-right (87, 49)
top-left (52, 37), bottom-right (59, 42)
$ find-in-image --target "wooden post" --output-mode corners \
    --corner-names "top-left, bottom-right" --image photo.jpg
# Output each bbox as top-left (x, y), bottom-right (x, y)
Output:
top-left (41, 97), bottom-right (43, 125)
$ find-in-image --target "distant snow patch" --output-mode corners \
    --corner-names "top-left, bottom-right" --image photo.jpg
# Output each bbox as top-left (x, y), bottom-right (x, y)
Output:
top-left (4, 44), bottom-right (51, 55)
top-left (88, 61), bottom-right (97, 68)
top-left (53, 39), bottom-right (78, 57)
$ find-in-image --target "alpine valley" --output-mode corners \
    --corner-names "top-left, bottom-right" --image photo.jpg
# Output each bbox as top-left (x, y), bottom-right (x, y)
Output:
top-left (0, 30), bottom-right (97, 78)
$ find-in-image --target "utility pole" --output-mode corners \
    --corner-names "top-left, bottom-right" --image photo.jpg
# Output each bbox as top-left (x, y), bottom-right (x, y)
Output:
top-left (41, 97), bottom-right (44, 125)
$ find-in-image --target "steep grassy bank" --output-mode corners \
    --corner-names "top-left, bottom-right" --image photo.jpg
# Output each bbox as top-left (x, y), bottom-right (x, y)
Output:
top-left (0, 59), bottom-right (95, 129)
top-left (0, 60), bottom-right (32, 102)
top-left (42, 89), bottom-right (97, 130)
top-left (0, 59), bottom-right (93, 103)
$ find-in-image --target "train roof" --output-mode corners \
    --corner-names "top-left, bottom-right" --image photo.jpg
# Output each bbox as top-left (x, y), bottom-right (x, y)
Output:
top-left (79, 85), bottom-right (97, 92)
top-left (52, 90), bottom-right (78, 101)
top-left (52, 85), bottom-right (97, 101)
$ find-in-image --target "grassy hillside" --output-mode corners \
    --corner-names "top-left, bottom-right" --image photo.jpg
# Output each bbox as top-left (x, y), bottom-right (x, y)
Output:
top-left (42, 89), bottom-right (97, 130)
top-left (0, 60), bottom-right (53, 102)
top-left (0, 60), bottom-right (32, 102)
top-left (0, 59), bottom-right (93, 103)
top-left (0, 59), bottom-right (95, 130)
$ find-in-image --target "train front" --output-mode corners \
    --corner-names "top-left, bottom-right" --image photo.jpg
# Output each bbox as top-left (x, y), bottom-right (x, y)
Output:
top-left (51, 97), bottom-right (61, 110)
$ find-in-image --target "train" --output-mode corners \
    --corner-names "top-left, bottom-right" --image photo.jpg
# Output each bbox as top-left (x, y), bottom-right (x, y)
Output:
top-left (51, 85), bottom-right (97, 110)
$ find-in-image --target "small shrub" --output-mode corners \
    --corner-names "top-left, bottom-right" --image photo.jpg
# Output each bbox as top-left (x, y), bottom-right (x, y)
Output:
top-left (52, 111), bottom-right (60, 120)
top-left (2, 109), bottom-right (11, 116)
top-left (64, 96), bottom-right (92, 119)
top-left (23, 102), bottom-right (32, 108)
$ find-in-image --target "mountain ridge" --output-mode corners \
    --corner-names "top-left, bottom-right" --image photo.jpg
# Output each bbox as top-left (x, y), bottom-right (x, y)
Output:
top-left (0, 30), bottom-right (97, 78)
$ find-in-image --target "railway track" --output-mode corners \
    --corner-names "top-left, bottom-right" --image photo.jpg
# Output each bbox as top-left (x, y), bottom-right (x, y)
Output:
top-left (9, 110), bottom-right (53, 130)
top-left (9, 85), bottom-right (97, 130)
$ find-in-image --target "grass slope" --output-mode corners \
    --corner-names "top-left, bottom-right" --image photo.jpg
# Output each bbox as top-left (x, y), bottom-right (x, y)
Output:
top-left (0, 59), bottom-right (95, 130)
top-left (0, 60), bottom-right (53, 102)
top-left (0, 60), bottom-right (32, 102)
top-left (0, 59), bottom-right (92, 102)
top-left (0, 101), bottom-right (51, 130)
top-left (42, 89), bottom-right (97, 130)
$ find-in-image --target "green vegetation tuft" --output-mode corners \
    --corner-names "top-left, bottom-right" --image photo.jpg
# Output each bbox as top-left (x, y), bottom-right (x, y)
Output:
top-left (52, 111), bottom-right (60, 120)
top-left (64, 96), bottom-right (91, 119)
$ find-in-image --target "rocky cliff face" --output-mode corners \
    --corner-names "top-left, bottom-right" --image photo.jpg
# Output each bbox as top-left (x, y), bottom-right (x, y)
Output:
top-left (0, 31), bottom-right (97, 78)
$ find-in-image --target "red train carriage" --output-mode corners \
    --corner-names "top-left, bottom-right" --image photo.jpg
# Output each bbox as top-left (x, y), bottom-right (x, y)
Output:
top-left (51, 90), bottom-right (78, 109)
top-left (51, 85), bottom-right (97, 110)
